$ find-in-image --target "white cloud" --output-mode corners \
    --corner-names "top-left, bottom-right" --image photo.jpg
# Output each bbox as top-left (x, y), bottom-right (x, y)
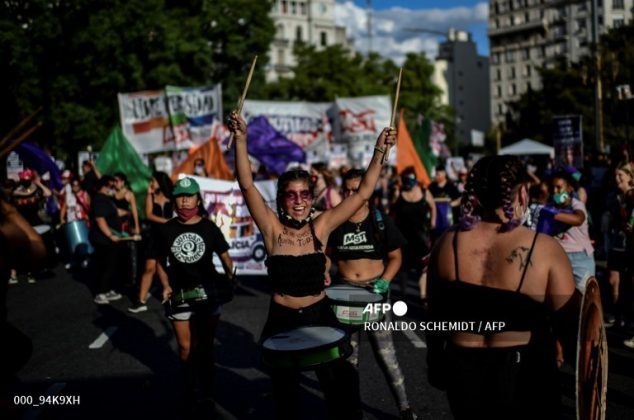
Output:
top-left (336, 1), bottom-right (488, 64)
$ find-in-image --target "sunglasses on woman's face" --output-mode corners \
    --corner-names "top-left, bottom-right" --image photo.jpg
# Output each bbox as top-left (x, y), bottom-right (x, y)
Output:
top-left (283, 190), bottom-right (313, 202)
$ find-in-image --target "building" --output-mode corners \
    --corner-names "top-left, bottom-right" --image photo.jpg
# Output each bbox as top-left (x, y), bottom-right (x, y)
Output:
top-left (267, 0), bottom-right (352, 82)
top-left (489, 0), bottom-right (633, 124)
top-left (433, 29), bottom-right (491, 150)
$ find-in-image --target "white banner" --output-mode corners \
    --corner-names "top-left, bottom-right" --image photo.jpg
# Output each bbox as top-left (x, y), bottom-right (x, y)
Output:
top-left (186, 175), bottom-right (276, 275)
top-left (332, 95), bottom-right (393, 167)
top-left (118, 86), bottom-right (222, 154)
top-left (243, 100), bottom-right (332, 158)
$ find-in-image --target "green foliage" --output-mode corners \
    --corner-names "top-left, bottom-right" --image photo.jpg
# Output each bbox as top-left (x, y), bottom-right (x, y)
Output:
top-left (504, 22), bottom-right (634, 151)
top-left (0, 0), bottom-right (275, 160)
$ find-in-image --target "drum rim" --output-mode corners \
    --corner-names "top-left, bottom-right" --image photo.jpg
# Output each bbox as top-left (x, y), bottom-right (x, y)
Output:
top-left (326, 285), bottom-right (384, 305)
top-left (261, 325), bottom-right (347, 354)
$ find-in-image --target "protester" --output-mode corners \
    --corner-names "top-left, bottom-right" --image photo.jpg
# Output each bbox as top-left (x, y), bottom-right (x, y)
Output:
top-left (60, 177), bottom-right (90, 225)
top-left (550, 171), bottom-right (595, 293)
top-left (426, 155), bottom-right (580, 419)
top-left (89, 176), bottom-right (123, 305)
top-left (193, 158), bottom-right (208, 177)
top-left (428, 165), bottom-right (461, 237)
top-left (153, 177), bottom-right (234, 414)
top-left (310, 162), bottom-right (342, 212)
top-left (327, 168), bottom-right (416, 420)
top-left (128, 172), bottom-right (173, 313)
top-left (12, 169), bottom-right (52, 226)
top-left (390, 166), bottom-right (436, 301)
top-left (229, 110), bottom-right (395, 419)
top-left (0, 190), bottom-right (46, 419)
top-left (112, 172), bottom-right (140, 285)
top-left (80, 160), bottom-right (101, 195)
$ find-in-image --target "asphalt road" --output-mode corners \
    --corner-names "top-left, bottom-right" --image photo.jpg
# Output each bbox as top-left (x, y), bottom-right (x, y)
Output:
top-left (5, 261), bottom-right (634, 420)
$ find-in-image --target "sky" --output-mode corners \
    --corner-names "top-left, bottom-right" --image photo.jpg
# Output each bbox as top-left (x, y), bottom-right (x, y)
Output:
top-left (336, 1), bottom-right (489, 64)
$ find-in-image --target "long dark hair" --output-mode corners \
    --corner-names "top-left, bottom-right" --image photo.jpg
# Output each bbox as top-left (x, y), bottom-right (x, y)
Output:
top-left (276, 169), bottom-right (322, 251)
top-left (459, 156), bottom-right (529, 232)
top-left (153, 171), bottom-right (173, 199)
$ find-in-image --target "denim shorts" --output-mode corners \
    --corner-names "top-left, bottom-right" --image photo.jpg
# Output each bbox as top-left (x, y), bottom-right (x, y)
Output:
top-left (567, 251), bottom-right (595, 294)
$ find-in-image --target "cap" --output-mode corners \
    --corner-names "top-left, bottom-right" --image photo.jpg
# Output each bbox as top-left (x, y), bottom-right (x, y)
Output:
top-left (173, 177), bottom-right (200, 196)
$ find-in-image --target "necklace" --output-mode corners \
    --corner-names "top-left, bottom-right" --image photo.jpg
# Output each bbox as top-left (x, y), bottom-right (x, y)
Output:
top-left (350, 207), bottom-right (369, 233)
top-left (355, 221), bottom-right (363, 233)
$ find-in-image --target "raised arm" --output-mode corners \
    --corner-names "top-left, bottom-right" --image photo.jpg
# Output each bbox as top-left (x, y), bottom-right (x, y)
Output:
top-left (229, 112), bottom-right (277, 242)
top-left (318, 127), bottom-right (396, 236)
top-left (127, 191), bottom-right (140, 235)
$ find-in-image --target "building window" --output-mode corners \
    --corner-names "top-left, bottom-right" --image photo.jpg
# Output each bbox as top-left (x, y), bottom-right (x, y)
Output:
top-left (282, 0), bottom-right (288, 14)
top-left (278, 49), bottom-right (285, 65)
top-left (300, 2), bottom-right (307, 15)
top-left (510, 67), bottom-right (516, 79)
top-left (510, 84), bottom-right (517, 95)
top-left (291, 1), bottom-right (297, 14)
top-left (492, 53), bottom-right (500, 64)
top-left (613, 0), bottom-right (624, 10)
top-left (296, 26), bottom-right (302, 41)
top-left (496, 85), bottom-right (502, 97)
top-left (522, 48), bottom-right (530, 60)
top-left (525, 12), bottom-right (530, 23)
top-left (320, 31), bottom-right (327, 46)
top-left (613, 16), bottom-right (625, 27)
top-left (506, 50), bottom-right (515, 62)
top-left (495, 68), bottom-right (501, 81)
top-left (276, 24), bottom-right (285, 39)
top-left (524, 65), bottom-right (531, 77)
top-left (498, 104), bottom-right (504, 115)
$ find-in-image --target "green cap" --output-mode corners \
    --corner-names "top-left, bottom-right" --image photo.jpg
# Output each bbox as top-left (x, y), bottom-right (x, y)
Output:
top-left (173, 177), bottom-right (200, 196)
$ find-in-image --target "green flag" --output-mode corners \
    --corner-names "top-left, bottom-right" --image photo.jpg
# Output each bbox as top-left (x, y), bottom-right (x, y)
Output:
top-left (412, 117), bottom-right (437, 176)
top-left (96, 126), bottom-right (152, 217)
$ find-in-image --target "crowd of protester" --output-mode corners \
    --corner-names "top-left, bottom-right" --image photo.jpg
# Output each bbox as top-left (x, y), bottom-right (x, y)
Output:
top-left (3, 143), bottom-right (634, 417)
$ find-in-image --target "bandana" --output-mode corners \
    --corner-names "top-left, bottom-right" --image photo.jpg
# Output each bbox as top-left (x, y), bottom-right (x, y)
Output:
top-left (278, 207), bottom-right (316, 229)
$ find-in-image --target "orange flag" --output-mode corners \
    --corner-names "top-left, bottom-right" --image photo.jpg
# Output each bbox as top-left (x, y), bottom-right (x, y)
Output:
top-left (171, 138), bottom-right (234, 181)
top-left (396, 109), bottom-right (431, 186)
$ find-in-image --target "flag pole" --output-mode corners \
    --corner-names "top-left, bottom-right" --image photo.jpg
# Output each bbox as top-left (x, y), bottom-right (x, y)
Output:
top-left (383, 67), bottom-right (402, 164)
top-left (226, 55), bottom-right (258, 150)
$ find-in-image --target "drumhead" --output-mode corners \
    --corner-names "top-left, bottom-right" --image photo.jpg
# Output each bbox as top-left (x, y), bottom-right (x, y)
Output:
top-left (326, 285), bottom-right (383, 304)
top-left (33, 225), bottom-right (51, 235)
top-left (262, 326), bottom-right (345, 352)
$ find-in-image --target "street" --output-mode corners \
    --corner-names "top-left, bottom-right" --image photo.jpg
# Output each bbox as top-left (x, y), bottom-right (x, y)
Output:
top-left (5, 263), bottom-right (634, 419)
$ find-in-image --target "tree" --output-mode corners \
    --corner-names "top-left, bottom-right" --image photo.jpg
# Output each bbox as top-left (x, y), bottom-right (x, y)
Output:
top-left (0, 0), bottom-right (275, 160)
top-left (503, 22), bottom-right (634, 152)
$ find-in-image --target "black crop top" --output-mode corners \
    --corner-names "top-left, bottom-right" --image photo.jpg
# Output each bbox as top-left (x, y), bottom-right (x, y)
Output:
top-left (266, 253), bottom-right (326, 297)
top-left (430, 230), bottom-right (549, 334)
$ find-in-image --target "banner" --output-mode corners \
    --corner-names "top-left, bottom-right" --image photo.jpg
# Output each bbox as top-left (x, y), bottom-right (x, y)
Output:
top-left (118, 85), bottom-right (222, 154)
top-left (552, 115), bottom-right (583, 168)
top-left (243, 100), bottom-right (331, 158)
top-left (187, 175), bottom-right (277, 275)
top-left (331, 95), bottom-right (392, 167)
top-left (166, 84), bottom-right (222, 146)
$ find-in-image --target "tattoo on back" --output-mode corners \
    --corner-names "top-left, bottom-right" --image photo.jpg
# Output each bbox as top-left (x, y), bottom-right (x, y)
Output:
top-left (505, 246), bottom-right (532, 272)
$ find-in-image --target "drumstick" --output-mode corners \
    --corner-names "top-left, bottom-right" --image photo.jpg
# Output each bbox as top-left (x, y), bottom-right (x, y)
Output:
top-left (226, 55), bottom-right (258, 150)
top-left (382, 67), bottom-right (402, 165)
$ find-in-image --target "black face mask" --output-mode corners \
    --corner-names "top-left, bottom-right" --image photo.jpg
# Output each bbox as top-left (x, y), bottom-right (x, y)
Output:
top-left (278, 207), bottom-right (316, 229)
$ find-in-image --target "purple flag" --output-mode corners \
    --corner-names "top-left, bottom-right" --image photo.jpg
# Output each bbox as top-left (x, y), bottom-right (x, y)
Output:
top-left (15, 142), bottom-right (63, 190)
top-left (247, 116), bottom-right (305, 175)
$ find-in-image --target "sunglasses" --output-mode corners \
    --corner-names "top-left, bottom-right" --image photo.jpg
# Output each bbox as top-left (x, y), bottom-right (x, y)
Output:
top-left (283, 190), bottom-right (313, 202)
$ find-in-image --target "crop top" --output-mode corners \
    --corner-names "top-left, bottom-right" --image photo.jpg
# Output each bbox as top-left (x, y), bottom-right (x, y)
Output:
top-left (266, 253), bottom-right (327, 297)
top-left (327, 210), bottom-right (405, 261)
top-left (430, 230), bottom-right (549, 334)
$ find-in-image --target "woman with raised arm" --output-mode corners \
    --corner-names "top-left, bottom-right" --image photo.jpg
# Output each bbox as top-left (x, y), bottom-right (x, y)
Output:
top-left (426, 156), bottom-right (580, 420)
top-left (228, 111), bottom-right (395, 420)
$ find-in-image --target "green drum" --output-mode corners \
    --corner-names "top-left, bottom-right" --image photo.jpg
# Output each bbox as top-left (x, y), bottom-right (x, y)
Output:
top-left (261, 326), bottom-right (350, 370)
top-left (326, 285), bottom-right (385, 326)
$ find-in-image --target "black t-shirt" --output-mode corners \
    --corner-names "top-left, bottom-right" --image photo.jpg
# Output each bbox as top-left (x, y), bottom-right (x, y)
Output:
top-left (81, 170), bottom-right (98, 195)
top-left (328, 209), bottom-right (405, 261)
top-left (154, 218), bottom-right (230, 292)
top-left (89, 193), bottom-right (121, 246)
top-left (428, 181), bottom-right (461, 200)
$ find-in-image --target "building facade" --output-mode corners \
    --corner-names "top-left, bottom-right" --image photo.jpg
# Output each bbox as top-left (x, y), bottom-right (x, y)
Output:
top-left (434, 29), bottom-right (491, 149)
top-left (267, 0), bottom-right (352, 82)
top-left (489, 0), bottom-right (633, 124)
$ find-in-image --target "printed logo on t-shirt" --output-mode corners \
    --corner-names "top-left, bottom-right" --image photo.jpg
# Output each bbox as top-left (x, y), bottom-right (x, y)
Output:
top-left (343, 231), bottom-right (367, 246)
top-left (171, 232), bottom-right (206, 263)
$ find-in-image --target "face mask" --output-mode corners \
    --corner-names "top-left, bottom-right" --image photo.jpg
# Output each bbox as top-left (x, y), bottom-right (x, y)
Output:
top-left (278, 207), bottom-right (315, 229)
top-left (553, 192), bottom-right (570, 205)
top-left (194, 165), bottom-right (204, 175)
top-left (401, 178), bottom-right (417, 191)
top-left (176, 207), bottom-right (199, 221)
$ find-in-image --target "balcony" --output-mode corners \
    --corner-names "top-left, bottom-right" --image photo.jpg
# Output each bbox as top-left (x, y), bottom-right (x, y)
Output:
top-left (273, 38), bottom-right (290, 47)
top-left (488, 19), bottom-right (545, 38)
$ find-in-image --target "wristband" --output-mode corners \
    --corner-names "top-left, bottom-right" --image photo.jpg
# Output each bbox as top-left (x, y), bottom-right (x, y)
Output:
top-left (374, 146), bottom-right (386, 154)
top-left (373, 278), bottom-right (390, 295)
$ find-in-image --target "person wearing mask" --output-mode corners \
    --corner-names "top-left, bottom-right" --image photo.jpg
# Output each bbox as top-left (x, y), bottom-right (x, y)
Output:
top-left (89, 176), bottom-right (123, 304)
top-left (310, 162), bottom-right (342, 212)
top-left (193, 158), bottom-right (208, 177)
top-left (426, 156), bottom-right (579, 419)
top-left (391, 167), bottom-right (436, 302)
top-left (550, 171), bottom-right (595, 294)
top-left (154, 177), bottom-right (234, 414)
top-left (229, 110), bottom-right (395, 419)
top-left (428, 165), bottom-right (462, 237)
top-left (128, 172), bottom-right (173, 313)
top-left (327, 169), bottom-right (416, 420)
